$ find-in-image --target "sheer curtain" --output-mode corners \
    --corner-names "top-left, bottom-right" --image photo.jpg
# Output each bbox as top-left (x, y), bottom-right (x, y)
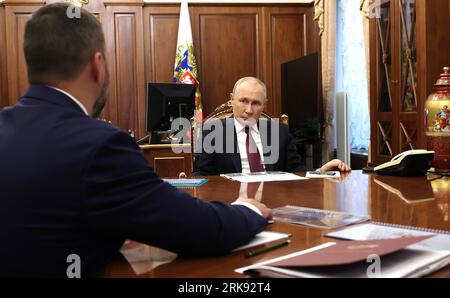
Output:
top-left (315, 0), bottom-right (337, 160)
top-left (336, 0), bottom-right (370, 151)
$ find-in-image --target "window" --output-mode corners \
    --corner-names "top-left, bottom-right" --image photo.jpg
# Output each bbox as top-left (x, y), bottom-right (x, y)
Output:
top-left (336, 0), bottom-right (370, 152)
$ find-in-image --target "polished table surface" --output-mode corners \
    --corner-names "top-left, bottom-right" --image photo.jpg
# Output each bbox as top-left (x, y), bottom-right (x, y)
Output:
top-left (103, 171), bottom-right (450, 278)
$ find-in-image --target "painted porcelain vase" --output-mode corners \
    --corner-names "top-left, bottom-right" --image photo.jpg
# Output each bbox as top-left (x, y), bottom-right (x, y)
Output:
top-left (425, 67), bottom-right (450, 174)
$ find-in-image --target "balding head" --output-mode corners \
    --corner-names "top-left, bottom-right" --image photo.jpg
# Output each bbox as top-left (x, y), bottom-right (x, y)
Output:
top-left (230, 77), bottom-right (267, 125)
top-left (232, 77), bottom-right (267, 101)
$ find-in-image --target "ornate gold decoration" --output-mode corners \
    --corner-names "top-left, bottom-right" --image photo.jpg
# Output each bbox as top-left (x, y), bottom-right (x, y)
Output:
top-left (360, 0), bottom-right (369, 17)
top-left (360, 0), bottom-right (381, 19)
top-left (313, 0), bottom-right (324, 36)
top-left (64, 0), bottom-right (89, 8)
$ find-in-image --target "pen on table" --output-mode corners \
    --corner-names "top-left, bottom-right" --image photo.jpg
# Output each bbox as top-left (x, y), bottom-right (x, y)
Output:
top-left (312, 171), bottom-right (336, 176)
top-left (245, 240), bottom-right (291, 258)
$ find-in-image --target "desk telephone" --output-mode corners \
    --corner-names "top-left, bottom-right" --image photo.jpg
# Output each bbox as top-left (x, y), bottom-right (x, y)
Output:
top-left (373, 149), bottom-right (435, 177)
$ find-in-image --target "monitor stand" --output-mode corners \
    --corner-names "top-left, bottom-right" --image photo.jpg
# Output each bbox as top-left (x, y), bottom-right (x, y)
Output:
top-left (137, 131), bottom-right (186, 145)
top-left (151, 130), bottom-right (174, 144)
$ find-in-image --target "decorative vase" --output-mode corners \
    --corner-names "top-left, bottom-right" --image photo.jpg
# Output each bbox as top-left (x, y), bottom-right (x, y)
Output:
top-left (424, 67), bottom-right (450, 174)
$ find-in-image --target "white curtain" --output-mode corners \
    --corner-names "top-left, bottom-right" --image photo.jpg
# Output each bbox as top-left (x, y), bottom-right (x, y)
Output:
top-left (336, 0), bottom-right (370, 151)
top-left (315, 0), bottom-right (337, 159)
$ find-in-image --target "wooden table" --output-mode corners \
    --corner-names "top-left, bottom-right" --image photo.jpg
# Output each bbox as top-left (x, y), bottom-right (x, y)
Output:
top-left (103, 171), bottom-right (450, 278)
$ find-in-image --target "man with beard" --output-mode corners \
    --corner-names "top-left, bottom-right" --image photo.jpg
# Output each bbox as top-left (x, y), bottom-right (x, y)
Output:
top-left (0, 3), bottom-right (271, 277)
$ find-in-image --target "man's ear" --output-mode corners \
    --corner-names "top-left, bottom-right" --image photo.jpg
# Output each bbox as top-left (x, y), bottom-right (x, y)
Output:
top-left (90, 52), bottom-right (104, 84)
top-left (229, 93), bottom-right (234, 102)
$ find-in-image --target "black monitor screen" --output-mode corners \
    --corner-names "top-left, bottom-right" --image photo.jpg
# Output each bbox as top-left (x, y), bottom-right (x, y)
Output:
top-left (146, 83), bottom-right (196, 132)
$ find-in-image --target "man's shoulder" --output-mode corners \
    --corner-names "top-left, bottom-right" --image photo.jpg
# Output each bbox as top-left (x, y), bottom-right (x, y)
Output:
top-left (71, 116), bottom-right (121, 133)
top-left (258, 118), bottom-right (289, 130)
top-left (67, 116), bottom-right (131, 146)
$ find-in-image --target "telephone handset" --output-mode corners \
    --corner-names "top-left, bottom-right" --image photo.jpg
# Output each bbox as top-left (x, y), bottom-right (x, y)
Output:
top-left (374, 149), bottom-right (435, 177)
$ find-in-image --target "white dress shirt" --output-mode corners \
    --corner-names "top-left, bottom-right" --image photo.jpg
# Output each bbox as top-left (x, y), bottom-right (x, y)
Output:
top-left (48, 86), bottom-right (88, 116)
top-left (234, 118), bottom-right (265, 174)
top-left (231, 201), bottom-right (263, 216)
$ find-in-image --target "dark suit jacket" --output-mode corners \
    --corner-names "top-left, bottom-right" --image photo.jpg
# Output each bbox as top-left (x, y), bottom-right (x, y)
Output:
top-left (0, 85), bottom-right (267, 277)
top-left (192, 117), bottom-right (304, 176)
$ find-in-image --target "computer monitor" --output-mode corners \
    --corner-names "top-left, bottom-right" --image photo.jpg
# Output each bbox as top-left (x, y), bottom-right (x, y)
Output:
top-left (146, 83), bottom-right (196, 133)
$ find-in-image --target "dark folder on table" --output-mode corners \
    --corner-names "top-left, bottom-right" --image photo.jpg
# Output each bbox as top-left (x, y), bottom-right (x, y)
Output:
top-left (236, 236), bottom-right (450, 278)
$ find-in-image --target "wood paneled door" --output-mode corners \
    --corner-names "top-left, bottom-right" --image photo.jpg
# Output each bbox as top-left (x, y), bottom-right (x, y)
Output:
top-left (3, 3), bottom-right (42, 106)
top-left (0, 3), bottom-right (6, 107)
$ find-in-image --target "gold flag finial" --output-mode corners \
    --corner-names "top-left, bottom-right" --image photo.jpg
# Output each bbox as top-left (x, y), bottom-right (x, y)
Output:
top-left (65, 0), bottom-right (89, 8)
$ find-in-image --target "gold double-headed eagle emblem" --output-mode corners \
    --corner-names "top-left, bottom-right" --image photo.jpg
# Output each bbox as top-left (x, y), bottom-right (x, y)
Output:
top-left (64, 0), bottom-right (89, 8)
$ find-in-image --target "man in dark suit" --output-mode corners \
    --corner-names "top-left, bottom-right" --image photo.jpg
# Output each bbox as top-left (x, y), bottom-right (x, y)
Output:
top-left (0, 3), bottom-right (271, 277)
top-left (192, 77), bottom-right (351, 176)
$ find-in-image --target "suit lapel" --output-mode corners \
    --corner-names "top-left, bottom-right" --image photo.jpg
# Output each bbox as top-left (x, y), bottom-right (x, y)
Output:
top-left (260, 119), bottom-right (275, 171)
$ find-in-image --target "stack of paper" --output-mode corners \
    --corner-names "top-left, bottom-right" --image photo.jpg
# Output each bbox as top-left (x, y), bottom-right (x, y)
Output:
top-left (220, 171), bottom-right (307, 183)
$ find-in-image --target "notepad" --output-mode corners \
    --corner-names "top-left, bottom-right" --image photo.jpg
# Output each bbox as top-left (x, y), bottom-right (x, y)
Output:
top-left (325, 222), bottom-right (450, 251)
top-left (163, 178), bottom-right (208, 188)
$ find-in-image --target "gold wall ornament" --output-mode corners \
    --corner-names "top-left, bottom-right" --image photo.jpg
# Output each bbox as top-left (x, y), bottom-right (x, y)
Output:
top-left (313, 0), bottom-right (324, 36)
top-left (360, 0), bottom-right (381, 19)
top-left (64, 0), bottom-right (89, 8)
top-left (360, 0), bottom-right (369, 17)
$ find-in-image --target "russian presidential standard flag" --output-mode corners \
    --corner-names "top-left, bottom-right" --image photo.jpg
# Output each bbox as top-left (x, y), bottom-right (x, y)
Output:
top-left (173, 0), bottom-right (203, 123)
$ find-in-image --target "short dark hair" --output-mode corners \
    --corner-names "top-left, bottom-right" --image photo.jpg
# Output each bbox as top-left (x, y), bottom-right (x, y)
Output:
top-left (24, 3), bottom-right (105, 84)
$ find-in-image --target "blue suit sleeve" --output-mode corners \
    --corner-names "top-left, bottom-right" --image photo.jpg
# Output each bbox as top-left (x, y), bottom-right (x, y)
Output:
top-left (83, 131), bottom-right (267, 256)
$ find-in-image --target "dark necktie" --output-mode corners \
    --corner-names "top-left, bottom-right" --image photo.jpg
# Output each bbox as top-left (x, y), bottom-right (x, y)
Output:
top-left (245, 126), bottom-right (264, 172)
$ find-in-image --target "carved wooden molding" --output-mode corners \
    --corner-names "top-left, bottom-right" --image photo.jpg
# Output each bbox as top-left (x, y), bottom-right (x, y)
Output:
top-left (2, 0), bottom-right (45, 5)
top-left (103, 0), bottom-right (144, 6)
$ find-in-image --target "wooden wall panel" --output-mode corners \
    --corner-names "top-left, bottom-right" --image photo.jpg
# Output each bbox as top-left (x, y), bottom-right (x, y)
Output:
top-left (192, 6), bottom-right (263, 117)
top-left (1, 1), bottom-right (319, 140)
top-left (4, 5), bottom-right (41, 105)
top-left (264, 7), bottom-right (307, 117)
top-left (0, 4), bottom-right (6, 108)
top-left (103, 4), bottom-right (145, 137)
top-left (144, 5), bottom-right (179, 83)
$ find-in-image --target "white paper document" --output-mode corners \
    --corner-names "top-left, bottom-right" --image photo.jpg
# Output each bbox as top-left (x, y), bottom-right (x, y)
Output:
top-left (326, 223), bottom-right (450, 251)
top-left (232, 231), bottom-right (291, 252)
top-left (220, 171), bottom-right (307, 183)
top-left (120, 241), bottom-right (177, 275)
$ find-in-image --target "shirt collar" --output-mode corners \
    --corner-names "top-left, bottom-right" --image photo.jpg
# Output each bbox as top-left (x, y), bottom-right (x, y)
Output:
top-left (47, 86), bottom-right (89, 116)
top-left (233, 117), bottom-right (259, 134)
